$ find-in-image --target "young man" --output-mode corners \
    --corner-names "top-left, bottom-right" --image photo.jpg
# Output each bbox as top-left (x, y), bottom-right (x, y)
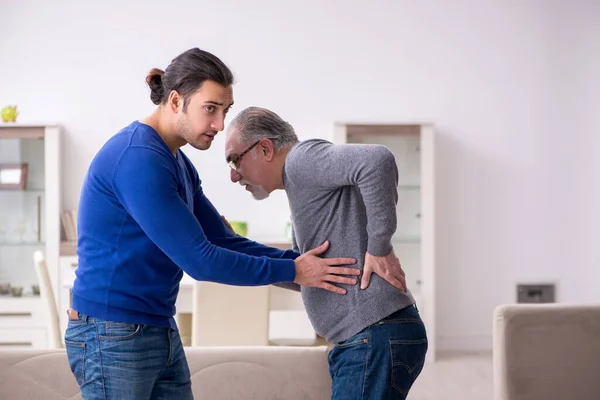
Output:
top-left (225, 107), bottom-right (428, 400)
top-left (66, 48), bottom-right (359, 399)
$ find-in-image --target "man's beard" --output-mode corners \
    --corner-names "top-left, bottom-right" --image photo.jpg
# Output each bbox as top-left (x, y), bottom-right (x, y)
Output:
top-left (240, 180), bottom-right (270, 200)
top-left (175, 115), bottom-right (215, 150)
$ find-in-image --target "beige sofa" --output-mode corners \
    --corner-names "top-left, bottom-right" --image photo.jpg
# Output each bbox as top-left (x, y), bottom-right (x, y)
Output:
top-left (0, 346), bottom-right (331, 399)
top-left (493, 304), bottom-right (600, 400)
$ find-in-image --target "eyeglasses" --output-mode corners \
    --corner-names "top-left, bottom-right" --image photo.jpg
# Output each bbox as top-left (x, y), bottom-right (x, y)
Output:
top-left (228, 140), bottom-right (261, 171)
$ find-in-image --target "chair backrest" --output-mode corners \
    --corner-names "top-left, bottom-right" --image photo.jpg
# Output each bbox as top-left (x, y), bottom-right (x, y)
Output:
top-left (191, 281), bottom-right (270, 346)
top-left (33, 251), bottom-right (63, 349)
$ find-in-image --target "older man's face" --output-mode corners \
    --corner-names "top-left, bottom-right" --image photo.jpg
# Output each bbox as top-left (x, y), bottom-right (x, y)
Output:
top-left (224, 130), bottom-right (270, 200)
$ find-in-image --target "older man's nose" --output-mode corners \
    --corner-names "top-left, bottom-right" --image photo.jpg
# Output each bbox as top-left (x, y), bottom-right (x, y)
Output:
top-left (230, 168), bottom-right (241, 183)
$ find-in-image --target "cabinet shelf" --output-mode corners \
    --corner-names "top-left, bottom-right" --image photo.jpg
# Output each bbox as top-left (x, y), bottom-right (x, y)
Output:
top-left (0, 189), bottom-right (45, 197)
top-left (392, 236), bottom-right (420, 244)
top-left (0, 188), bottom-right (45, 193)
top-left (398, 184), bottom-right (420, 190)
top-left (0, 241), bottom-right (45, 247)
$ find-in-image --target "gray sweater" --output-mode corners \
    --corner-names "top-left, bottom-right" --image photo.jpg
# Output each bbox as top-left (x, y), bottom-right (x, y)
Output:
top-left (282, 139), bottom-right (415, 344)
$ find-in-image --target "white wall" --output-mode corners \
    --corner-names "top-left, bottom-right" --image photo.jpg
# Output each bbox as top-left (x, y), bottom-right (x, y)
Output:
top-left (1, 0), bottom-right (598, 351)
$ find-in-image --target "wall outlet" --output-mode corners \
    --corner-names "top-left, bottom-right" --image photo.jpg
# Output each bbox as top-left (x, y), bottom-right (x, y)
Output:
top-left (517, 283), bottom-right (555, 303)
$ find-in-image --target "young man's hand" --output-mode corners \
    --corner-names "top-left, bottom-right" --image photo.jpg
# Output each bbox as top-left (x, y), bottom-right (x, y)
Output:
top-left (294, 241), bottom-right (359, 294)
top-left (361, 250), bottom-right (407, 291)
top-left (221, 215), bottom-right (234, 233)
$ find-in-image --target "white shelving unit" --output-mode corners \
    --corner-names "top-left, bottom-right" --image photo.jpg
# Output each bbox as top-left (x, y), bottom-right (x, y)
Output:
top-left (333, 123), bottom-right (437, 362)
top-left (0, 124), bottom-right (61, 348)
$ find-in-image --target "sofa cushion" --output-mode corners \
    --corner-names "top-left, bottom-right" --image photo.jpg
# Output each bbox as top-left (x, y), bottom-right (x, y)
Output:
top-left (0, 346), bottom-right (332, 400)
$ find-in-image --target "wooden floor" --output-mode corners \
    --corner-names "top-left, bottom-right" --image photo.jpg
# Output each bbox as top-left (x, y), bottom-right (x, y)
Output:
top-left (409, 352), bottom-right (493, 400)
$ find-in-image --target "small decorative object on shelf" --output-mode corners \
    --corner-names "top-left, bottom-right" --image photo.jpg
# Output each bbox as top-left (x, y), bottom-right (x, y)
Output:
top-left (229, 221), bottom-right (248, 236)
top-left (31, 284), bottom-right (40, 296)
top-left (0, 163), bottom-right (28, 190)
top-left (10, 286), bottom-right (23, 297)
top-left (0, 105), bottom-right (18, 123)
top-left (0, 283), bottom-right (10, 295)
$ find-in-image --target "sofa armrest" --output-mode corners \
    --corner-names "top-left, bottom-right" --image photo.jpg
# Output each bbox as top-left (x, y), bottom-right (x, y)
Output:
top-left (493, 304), bottom-right (600, 400)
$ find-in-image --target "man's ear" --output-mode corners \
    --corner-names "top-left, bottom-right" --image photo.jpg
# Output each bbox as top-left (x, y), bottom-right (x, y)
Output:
top-left (262, 139), bottom-right (276, 161)
top-left (167, 90), bottom-right (181, 113)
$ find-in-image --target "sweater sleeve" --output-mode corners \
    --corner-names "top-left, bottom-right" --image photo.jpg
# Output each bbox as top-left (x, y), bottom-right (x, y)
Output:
top-left (287, 140), bottom-right (399, 256)
top-left (273, 223), bottom-right (302, 291)
top-left (112, 146), bottom-right (296, 285)
top-left (192, 187), bottom-right (300, 260)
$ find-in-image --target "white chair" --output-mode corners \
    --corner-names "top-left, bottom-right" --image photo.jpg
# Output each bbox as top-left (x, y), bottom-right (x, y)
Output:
top-left (191, 282), bottom-right (270, 346)
top-left (33, 251), bottom-right (63, 349)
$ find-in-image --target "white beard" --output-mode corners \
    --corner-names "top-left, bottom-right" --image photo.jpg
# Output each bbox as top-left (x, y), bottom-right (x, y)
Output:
top-left (240, 180), bottom-right (270, 201)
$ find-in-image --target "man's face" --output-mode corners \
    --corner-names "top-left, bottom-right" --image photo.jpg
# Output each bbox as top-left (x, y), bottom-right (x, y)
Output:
top-left (174, 80), bottom-right (233, 151)
top-left (225, 131), bottom-right (271, 200)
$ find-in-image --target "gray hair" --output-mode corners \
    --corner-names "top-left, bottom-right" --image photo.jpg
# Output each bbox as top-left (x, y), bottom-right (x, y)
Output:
top-left (228, 106), bottom-right (299, 151)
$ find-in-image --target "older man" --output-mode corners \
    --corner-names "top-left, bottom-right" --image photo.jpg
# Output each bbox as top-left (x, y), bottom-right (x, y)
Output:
top-left (224, 107), bottom-right (428, 400)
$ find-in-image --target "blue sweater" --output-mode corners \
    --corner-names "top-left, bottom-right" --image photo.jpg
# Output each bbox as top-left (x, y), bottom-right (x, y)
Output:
top-left (72, 121), bottom-right (299, 329)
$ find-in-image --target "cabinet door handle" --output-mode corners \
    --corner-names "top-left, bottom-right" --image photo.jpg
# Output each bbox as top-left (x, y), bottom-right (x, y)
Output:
top-left (0, 312), bottom-right (31, 317)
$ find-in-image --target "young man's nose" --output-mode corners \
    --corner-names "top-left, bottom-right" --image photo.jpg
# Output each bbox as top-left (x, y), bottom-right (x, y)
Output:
top-left (211, 117), bottom-right (225, 132)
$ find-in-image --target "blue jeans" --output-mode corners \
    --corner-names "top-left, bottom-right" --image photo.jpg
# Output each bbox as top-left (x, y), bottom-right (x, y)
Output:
top-left (328, 305), bottom-right (428, 399)
top-left (64, 312), bottom-right (193, 400)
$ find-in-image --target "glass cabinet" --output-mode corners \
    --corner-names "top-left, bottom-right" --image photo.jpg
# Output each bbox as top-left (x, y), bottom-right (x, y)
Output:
top-left (0, 125), bottom-right (61, 302)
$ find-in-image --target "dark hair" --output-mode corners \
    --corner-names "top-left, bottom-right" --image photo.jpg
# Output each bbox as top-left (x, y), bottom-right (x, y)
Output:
top-left (145, 48), bottom-right (234, 111)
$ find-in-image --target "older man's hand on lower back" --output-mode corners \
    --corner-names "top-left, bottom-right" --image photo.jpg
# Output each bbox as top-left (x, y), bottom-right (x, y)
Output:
top-left (361, 250), bottom-right (407, 291)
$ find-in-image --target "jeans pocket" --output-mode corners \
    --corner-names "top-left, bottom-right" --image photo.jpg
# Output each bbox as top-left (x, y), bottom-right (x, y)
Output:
top-left (335, 333), bottom-right (369, 349)
top-left (66, 318), bottom-right (87, 326)
top-left (390, 337), bottom-right (428, 395)
top-left (65, 340), bottom-right (86, 383)
top-left (99, 322), bottom-right (142, 341)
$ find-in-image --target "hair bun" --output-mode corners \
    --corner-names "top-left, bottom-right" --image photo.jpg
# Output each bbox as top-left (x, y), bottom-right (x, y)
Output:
top-left (146, 68), bottom-right (165, 105)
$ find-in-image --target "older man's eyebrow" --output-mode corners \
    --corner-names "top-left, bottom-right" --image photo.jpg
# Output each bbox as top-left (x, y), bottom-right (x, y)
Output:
top-left (226, 153), bottom-right (238, 163)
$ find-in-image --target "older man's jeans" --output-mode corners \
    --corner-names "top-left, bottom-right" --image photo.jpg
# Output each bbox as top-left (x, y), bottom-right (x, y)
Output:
top-left (64, 312), bottom-right (193, 400)
top-left (328, 305), bottom-right (428, 400)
